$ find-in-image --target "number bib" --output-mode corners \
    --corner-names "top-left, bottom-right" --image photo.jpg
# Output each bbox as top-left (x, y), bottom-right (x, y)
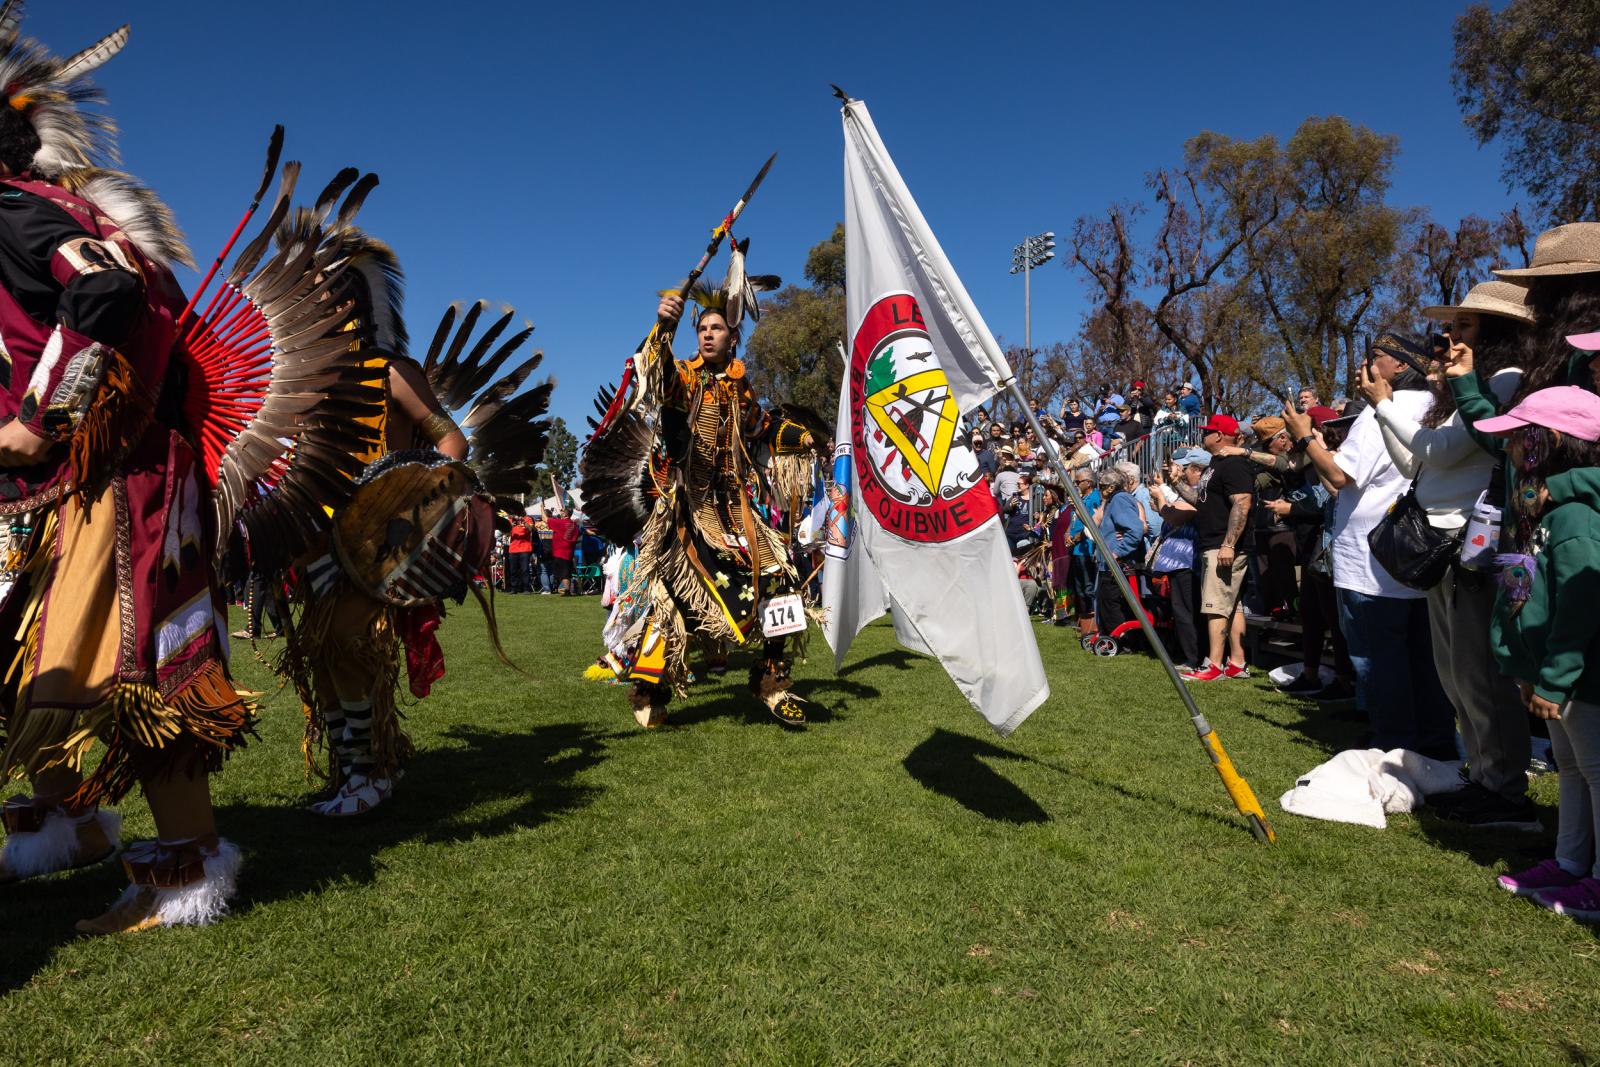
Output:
top-left (760, 594), bottom-right (806, 638)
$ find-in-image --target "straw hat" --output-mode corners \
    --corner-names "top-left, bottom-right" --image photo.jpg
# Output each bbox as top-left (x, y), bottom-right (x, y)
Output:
top-left (1421, 279), bottom-right (1535, 326)
top-left (1493, 223), bottom-right (1600, 279)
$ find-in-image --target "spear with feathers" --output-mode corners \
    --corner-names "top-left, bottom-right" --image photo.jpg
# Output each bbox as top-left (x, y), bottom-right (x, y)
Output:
top-left (589, 153), bottom-right (776, 439)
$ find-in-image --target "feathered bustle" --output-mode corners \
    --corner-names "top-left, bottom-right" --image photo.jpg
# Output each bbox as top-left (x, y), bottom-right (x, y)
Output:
top-left (418, 302), bottom-right (553, 504)
top-left (182, 129), bottom-right (388, 579)
top-left (578, 380), bottom-right (657, 546)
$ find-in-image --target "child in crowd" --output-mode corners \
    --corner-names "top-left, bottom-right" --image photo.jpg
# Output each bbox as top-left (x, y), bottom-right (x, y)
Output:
top-left (1480, 386), bottom-right (1600, 920)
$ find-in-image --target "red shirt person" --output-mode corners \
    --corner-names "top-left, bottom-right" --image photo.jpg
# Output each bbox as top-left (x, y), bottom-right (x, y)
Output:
top-left (505, 517), bottom-right (534, 592)
top-left (546, 512), bottom-right (580, 594)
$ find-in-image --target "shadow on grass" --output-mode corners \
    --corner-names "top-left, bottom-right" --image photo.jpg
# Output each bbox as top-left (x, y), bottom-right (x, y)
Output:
top-left (0, 852), bottom-right (132, 995)
top-left (1413, 805), bottom-right (1560, 875)
top-left (0, 720), bottom-right (618, 995)
top-left (1240, 698), bottom-right (1369, 755)
top-left (903, 729), bottom-right (1050, 824)
top-left (220, 721), bottom-right (617, 911)
top-left (665, 677), bottom-right (881, 729)
top-left (837, 648), bottom-right (923, 677)
top-left (902, 728), bottom-right (1254, 836)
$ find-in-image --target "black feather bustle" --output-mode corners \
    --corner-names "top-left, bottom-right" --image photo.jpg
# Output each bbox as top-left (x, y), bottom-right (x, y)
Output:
top-left (577, 382), bottom-right (656, 545)
top-left (416, 299), bottom-right (550, 499)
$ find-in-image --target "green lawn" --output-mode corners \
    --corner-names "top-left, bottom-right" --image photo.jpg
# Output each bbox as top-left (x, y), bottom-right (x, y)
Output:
top-left (2, 595), bottom-right (1596, 1065)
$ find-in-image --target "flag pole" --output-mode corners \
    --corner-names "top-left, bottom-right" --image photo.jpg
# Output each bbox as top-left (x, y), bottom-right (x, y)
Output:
top-left (1008, 382), bottom-right (1275, 845)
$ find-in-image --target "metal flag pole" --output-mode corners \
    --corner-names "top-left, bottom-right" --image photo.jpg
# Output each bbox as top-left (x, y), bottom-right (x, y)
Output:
top-left (1008, 382), bottom-right (1276, 844)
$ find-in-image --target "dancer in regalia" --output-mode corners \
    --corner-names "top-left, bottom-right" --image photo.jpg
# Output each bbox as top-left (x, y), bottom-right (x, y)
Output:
top-left (582, 240), bottom-right (827, 727)
top-left (0, 7), bottom-right (384, 931)
top-left (277, 294), bottom-right (553, 816)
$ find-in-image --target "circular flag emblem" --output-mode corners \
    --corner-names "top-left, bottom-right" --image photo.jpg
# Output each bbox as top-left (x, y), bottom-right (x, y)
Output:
top-left (849, 293), bottom-right (997, 543)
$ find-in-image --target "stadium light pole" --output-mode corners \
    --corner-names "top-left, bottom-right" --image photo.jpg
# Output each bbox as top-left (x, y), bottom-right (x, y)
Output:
top-left (1009, 231), bottom-right (1055, 359)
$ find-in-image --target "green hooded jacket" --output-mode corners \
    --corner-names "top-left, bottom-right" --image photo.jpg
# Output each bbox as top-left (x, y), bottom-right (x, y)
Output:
top-left (1451, 349), bottom-right (1591, 459)
top-left (1492, 469), bottom-right (1600, 707)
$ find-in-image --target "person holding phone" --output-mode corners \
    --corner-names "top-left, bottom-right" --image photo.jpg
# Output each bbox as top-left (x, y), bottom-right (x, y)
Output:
top-left (1283, 333), bottom-right (1456, 760)
top-left (1368, 282), bottom-right (1537, 828)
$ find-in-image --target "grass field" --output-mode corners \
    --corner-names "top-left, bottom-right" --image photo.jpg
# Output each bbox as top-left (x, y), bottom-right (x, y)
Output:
top-left (2, 594), bottom-right (1597, 1065)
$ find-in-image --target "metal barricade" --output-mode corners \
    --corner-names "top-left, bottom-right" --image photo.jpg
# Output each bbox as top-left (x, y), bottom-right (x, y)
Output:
top-left (1083, 421), bottom-right (1200, 480)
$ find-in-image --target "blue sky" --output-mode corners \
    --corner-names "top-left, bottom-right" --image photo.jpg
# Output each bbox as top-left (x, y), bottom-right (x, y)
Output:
top-left (35, 1), bottom-right (1514, 431)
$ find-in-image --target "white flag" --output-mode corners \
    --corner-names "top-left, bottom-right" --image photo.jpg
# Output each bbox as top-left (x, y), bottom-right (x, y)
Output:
top-left (822, 98), bottom-right (1048, 736)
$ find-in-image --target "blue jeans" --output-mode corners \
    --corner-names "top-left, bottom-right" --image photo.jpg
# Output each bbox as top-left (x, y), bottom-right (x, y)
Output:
top-left (1336, 588), bottom-right (1456, 758)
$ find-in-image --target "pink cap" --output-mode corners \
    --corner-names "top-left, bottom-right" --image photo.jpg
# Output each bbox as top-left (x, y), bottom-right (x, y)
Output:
top-left (1568, 331), bottom-right (1600, 352)
top-left (1474, 385), bottom-right (1600, 442)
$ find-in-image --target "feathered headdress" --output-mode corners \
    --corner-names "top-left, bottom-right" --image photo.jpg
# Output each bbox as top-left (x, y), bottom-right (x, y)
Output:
top-left (662, 237), bottom-right (780, 336)
top-left (0, 4), bottom-right (191, 269)
top-left (0, 1), bottom-right (125, 176)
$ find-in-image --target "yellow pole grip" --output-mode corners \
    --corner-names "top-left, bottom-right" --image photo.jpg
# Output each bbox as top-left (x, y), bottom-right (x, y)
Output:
top-left (1202, 729), bottom-right (1277, 843)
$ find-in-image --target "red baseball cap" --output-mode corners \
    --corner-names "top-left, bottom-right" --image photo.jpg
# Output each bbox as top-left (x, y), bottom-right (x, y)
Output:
top-left (1200, 414), bottom-right (1239, 436)
top-left (1306, 405), bottom-right (1341, 427)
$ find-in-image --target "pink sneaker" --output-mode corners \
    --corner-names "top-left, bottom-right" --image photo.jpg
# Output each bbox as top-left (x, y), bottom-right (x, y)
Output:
top-left (1181, 662), bottom-right (1226, 682)
top-left (1533, 876), bottom-right (1600, 921)
top-left (1223, 661), bottom-right (1251, 679)
top-left (1497, 858), bottom-right (1578, 898)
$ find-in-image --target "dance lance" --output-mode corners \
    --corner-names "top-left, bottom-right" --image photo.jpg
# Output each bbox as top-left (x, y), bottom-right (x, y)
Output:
top-left (176, 125), bottom-right (285, 333)
top-left (590, 153), bottom-right (778, 438)
top-left (1009, 383), bottom-right (1276, 844)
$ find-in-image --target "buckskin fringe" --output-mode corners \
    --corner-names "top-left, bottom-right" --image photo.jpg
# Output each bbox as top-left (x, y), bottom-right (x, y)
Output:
top-left (68, 348), bottom-right (153, 508)
top-left (636, 495), bottom-right (739, 648)
top-left (1, 514), bottom-right (56, 781)
top-left (285, 583), bottom-right (414, 782)
top-left (57, 662), bottom-right (255, 809)
top-left (767, 451), bottom-right (813, 511)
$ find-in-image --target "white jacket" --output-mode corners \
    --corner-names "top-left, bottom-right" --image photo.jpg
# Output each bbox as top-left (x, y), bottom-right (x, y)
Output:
top-left (1373, 368), bottom-right (1521, 529)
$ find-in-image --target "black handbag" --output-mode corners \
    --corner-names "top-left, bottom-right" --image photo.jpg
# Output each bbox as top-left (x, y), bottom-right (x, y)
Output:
top-left (1366, 473), bottom-right (1462, 590)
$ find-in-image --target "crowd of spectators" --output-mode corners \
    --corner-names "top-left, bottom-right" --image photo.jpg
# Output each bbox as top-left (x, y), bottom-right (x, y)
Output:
top-left (978, 221), bottom-right (1600, 924)
top-left (493, 506), bottom-right (591, 595)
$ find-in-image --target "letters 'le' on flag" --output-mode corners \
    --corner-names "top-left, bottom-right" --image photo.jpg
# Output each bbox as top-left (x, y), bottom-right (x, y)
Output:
top-left (821, 98), bottom-right (1048, 736)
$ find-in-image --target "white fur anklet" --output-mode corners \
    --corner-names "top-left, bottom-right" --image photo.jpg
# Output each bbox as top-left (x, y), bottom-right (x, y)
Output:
top-left (144, 838), bottom-right (242, 927)
top-left (85, 838), bottom-right (242, 933)
top-left (1, 808), bottom-right (121, 880)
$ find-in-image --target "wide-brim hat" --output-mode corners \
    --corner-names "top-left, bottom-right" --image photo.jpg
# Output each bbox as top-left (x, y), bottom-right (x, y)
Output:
top-left (1422, 279), bottom-right (1535, 325)
top-left (1494, 223), bottom-right (1600, 279)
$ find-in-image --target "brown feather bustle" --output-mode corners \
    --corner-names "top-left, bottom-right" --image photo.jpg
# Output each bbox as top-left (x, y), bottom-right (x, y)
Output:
top-left (190, 135), bottom-right (391, 580)
top-left (417, 301), bottom-right (553, 505)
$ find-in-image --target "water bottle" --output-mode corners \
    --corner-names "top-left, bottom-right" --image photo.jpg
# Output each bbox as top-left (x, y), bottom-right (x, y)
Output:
top-left (1458, 491), bottom-right (1502, 572)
